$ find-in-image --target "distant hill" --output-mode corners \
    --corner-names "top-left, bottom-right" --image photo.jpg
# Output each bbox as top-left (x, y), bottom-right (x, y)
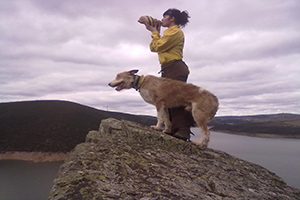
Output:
top-left (209, 113), bottom-right (300, 138)
top-left (0, 100), bottom-right (156, 152)
top-left (1, 100), bottom-right (299, 153)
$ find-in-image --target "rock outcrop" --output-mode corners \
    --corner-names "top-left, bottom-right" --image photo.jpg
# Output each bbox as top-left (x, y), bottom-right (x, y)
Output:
top-left (48, 118), bottom-right (300, 200)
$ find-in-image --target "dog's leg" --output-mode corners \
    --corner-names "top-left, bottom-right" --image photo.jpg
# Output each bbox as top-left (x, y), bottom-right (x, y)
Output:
top-left (161, 107), bottom-right (171, 134)
top-left (190, 105), bottom-right (210, 147)
top-left (192, 121), bottom-right (210, 147)
top-left (150, 104), bottom-right (165, 131)
top-left (151, 119), bottom-right (164, 131)
top-left (150, 104), bottom-right (171, 133)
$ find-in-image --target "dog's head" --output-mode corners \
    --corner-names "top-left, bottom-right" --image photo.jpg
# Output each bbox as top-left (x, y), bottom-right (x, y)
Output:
top-left (108, 69), bottom-right (139, 91)
top-left (138, 16), bottom-right (161, 27)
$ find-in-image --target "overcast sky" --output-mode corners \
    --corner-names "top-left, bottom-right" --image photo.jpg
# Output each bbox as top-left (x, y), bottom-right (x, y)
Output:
top-left (1, 0), bottom-right (299, 116)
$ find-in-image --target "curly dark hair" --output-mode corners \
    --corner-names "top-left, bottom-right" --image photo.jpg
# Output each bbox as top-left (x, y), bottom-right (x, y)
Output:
top-left (163, 8), bottom-right (190, 28)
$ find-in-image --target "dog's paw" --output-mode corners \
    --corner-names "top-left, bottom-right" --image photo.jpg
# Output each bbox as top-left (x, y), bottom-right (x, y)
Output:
top-left (150, 125), bottom-right (163, 131)
top-left (191, 139), bottom-right (209, 148)
top-left (191, 141), bottom-right (208, 148)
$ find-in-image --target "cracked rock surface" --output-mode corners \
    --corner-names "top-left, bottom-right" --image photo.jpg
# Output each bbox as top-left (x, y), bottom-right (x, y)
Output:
top-left (49, 118), bottom-right (300, 200)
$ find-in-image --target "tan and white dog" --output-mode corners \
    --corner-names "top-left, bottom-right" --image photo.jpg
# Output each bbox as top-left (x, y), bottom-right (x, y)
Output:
top-left (108, 70), bottom-right (219, 147)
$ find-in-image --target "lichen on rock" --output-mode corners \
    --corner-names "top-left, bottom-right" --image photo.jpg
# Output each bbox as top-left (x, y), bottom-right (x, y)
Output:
top-left (48, 118), bottom-right (300, 200)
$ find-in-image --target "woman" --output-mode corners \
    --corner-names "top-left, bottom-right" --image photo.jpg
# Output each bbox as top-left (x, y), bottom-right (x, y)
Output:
top-left (145, 8), bottom-right (194, 141)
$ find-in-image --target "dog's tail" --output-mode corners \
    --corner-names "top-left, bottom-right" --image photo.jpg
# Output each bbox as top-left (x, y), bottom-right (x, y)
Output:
top-left (209, 95), bottom-right (219, 121)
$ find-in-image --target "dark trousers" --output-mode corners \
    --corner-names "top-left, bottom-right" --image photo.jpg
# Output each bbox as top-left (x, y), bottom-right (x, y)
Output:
top-left (161, 60), bottom-right (195, 134)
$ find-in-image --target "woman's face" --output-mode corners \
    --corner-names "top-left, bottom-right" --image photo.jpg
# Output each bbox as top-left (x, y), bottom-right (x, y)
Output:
top-left (161, 15), bottom-right (174, 27)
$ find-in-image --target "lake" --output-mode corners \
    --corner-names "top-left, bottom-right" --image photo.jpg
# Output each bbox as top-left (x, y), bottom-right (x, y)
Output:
top-left (0, 160), bottom-right (62, 200)
top-left (0, 131), bottom-right (299, 200)
top-left (191, 128), bottom-right (300, 189)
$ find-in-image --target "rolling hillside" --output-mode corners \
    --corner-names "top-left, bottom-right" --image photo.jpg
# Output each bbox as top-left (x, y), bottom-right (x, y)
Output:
top-left (1, 100), bottom-right (299, 153)
top-left (0, 100), bottom-right (156, 152)
top-left (209, 113), bottom-right (300, 138)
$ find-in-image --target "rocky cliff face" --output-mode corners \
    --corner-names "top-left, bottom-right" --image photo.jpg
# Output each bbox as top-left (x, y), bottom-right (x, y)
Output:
top-left (48, 118), bottom-right (300, 200)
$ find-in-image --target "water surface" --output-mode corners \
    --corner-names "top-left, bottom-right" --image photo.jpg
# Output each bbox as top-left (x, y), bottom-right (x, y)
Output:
top-left (0, 131), bottom-right (299, 200)
top-left (0, 160), bottom-right (62, 200)
top-left (191, 128), bottom-right (300, 189)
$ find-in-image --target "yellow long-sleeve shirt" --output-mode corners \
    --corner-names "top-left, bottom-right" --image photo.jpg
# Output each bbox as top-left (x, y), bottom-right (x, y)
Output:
top-left (150, 25), bottom-right (184, 65)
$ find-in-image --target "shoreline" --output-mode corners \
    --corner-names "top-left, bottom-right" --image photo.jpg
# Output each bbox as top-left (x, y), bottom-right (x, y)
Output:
top-left (1, 131), bottom-right (299, 162)
top-left (0, 152), bottom-right (69, 162)
top-left (212, 129), bottom-right (300, 139)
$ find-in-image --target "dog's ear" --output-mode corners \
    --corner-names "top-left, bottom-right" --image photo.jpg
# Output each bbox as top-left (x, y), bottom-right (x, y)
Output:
top-left (129, 69), bottom-right (139, 75)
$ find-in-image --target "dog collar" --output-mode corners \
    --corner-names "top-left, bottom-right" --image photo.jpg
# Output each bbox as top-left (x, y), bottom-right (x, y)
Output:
top-left (147, 16), bottom-right (154, 26)
top-left (133, 75), bottom-right (145, 91)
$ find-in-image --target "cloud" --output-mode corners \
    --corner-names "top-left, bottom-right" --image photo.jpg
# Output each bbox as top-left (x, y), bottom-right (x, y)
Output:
top-left (0, 0), bottom-right (299, 117)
